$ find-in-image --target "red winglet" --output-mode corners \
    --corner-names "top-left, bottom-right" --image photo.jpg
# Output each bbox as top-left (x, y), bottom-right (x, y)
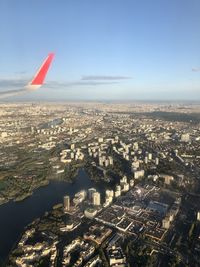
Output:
top-left (31, 53), bottom-right (54, 85)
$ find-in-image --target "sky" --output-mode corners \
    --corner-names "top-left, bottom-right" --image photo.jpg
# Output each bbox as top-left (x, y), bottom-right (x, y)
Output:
top-left (0, 0), bottom-right (200, 101)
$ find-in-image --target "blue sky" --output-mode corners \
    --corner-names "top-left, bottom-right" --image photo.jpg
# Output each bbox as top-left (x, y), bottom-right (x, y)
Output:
top-left (0, 0), bottom-right (200, 101)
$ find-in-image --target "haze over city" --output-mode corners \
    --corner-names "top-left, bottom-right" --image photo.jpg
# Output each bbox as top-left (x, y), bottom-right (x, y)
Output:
top-left (2, 1), bottom-right (200, 267)
top-left (0, 0), bottom-right (200, 101)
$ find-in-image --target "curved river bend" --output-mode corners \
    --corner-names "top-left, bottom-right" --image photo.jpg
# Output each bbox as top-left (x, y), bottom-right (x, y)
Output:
top-left (0, 169), bottom-right (102, 264)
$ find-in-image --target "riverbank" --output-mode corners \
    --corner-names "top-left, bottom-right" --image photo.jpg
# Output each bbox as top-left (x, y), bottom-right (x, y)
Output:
top-left (0, 169), bottom-right (105, 264)
top-left (0, 165), bottom-right (79, 207)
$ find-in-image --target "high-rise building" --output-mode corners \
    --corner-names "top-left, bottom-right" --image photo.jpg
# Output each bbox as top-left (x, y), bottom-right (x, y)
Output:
top-left (88, 188), bottom-right (96, 200)
top-left (162, 217), bottom-right (170, 229)
top-left (115, 191), bottom-right (120, 198)
top-left (92, 192), bottom-right (101, 206)
top-left (105, 190), bottom-right (114, 203)
top-left (109, 156), bottom-right (113, 165)
top-left (197, 211), bottom-right (200, 221)
top-left (71, 143), bottom-right (75, 150)
top-left (116, 185), bottom-right (121, 192)
top-left (115, 185), bottom-right (121, 198)
top-left (120, 176), bottom-right (127, 185)
top-left (63, 195), bottom-right (70, 211)
top-left (134, 170), bottom-right (144, 179)
top-left (155, 157), bottom-right (159, 165)
top-left (123, 183), bottom-right (129, 192)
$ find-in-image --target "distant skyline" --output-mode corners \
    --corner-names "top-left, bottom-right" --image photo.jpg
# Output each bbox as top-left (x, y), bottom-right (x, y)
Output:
top-left (0, 0), bottom-right (200, 101)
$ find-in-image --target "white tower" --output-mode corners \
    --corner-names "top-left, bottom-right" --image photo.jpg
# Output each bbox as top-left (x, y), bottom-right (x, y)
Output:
top-left (63, 195), bottom-right (70, 211)
top-left (92, 192), bottom-right (101, 206)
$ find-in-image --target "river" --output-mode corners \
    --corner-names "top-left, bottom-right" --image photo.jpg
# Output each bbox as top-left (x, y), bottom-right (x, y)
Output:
top-left (0, 169), bottom-right (103, 264)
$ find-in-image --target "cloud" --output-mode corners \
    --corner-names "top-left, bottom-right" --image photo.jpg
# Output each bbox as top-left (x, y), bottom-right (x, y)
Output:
top-left (192, 67), bottom-right (200, 72)
top-left (81, 75), bottom-right (132, 80)
top-left (0, 79), bottom-right (28, 89)
top-left (0, 78), bottom-right (119, 90)
top-left (47, 80), bottom-right (119, 89)
top-left (0, 79), bottom-right (30, 98)
top-left (0, 88), bottom-right (26, 99)
top-left (0, 76), bottom-right (123, 98)
top-left (15, 71), bottom-right (27, 74)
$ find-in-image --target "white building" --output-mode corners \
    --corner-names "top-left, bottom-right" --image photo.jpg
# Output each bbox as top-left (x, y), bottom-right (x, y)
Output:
top-left (134, 170), bottom-right (144, 179)
top-left (197, 211), bottom-right (200, 221)
top-left (92, 192), bottom-right (101, 206)
top-left (63, 195), bottom-right (70, 211)
top-left (181, 133), bottom-right (190, 142)
top-left (162, 217), bottom-right (170, 229)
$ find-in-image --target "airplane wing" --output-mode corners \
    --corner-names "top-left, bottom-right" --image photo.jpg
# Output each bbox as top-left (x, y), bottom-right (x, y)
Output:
top-left (0, 53), bottom-right (55, 99)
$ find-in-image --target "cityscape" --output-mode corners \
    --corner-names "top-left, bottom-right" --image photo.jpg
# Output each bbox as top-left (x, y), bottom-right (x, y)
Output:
top-left (1, 0), bottom-right (200, 266)
top-left (1, 102), bottom-right (200, 266)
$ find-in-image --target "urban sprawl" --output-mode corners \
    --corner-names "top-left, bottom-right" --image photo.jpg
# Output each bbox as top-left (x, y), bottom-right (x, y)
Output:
top-left (1, 102), bottom-right (200, 267)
